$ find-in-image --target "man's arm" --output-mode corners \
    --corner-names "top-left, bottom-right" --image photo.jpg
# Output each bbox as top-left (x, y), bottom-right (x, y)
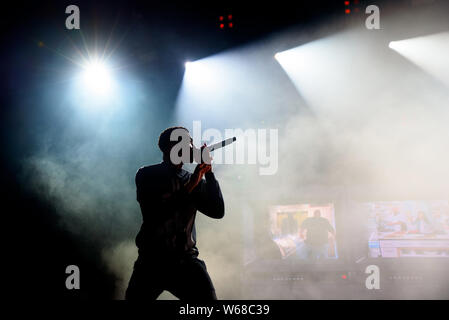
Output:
top-left (192, 171), bottom-right (225, 219)
top-left (135, 167), bottom-right (156, 219)
top-left (184, 145), bottom-right (224, 219)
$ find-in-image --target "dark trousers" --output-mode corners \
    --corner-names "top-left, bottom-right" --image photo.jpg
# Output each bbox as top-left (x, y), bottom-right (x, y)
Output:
top-left (125, 255), bottom-right (217, 300)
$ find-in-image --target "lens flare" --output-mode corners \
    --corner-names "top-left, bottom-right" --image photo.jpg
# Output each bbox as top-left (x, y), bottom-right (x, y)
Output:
top-left (81, 59), bottom-right (112, 94)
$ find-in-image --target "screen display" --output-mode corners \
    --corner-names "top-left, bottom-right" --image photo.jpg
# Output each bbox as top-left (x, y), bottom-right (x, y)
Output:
top-left (362, 200), bottom-right (449, 258)
top-left (268, 203), bottom-right (338, 261)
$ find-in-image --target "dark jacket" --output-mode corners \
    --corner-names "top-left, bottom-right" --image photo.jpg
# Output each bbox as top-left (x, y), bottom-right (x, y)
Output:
top-left (134, 161), bottom-right (224, 260)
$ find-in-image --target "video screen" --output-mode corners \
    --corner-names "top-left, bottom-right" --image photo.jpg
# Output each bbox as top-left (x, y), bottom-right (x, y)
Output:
top-left (362, 200), bottom-right (449, 258)
top-left (269, 203), bottom-right (338, 261)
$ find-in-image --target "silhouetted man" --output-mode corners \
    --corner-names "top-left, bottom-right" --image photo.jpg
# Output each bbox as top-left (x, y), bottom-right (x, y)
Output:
top-left (300, 210), bottom-right (335, 260)
top-left (126, 126), bottom-right (224, 300)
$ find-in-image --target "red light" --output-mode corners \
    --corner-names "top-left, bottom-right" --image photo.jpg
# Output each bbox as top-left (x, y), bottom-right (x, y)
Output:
top-left (341, 275), bottom-right (347, 279)
top-left (229, 22), bottom-right (233, 28)
top-left (354, 0), bottom-right (359, 4)
top-left (228, 14), bottom-right (233, 20)
top-left (220, 23), bottom-right (224, 29)
top-left (344, 1), bottom-right (350, 5)
top-left (345, 9), bottom-right (351, 14)
top-left (219, 16), bottom-right (224, 21)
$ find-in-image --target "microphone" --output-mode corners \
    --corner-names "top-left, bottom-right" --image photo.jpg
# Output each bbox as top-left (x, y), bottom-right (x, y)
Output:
top-left (206, 137), bottom-right (237, 152)
top-left (191, 137), bottom-right (237, 163)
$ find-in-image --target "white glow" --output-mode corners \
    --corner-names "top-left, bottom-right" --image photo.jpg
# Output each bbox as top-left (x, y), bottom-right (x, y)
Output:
top-left (389, 32), bottom-right (449, 88)
top-left (182, 59), bottom-right (222, 90)
top-left (175, 48), bottom-right (295, 129)
top-left (81, 60), bottom-right (112, 94)
top-left (274, 36), bottom-right (347, 114)
top-left (175, 56), bottom-right (231, 127)
top-left (72, 58), bottom-right (120, 110)
top-left (388, 41), bottom-right (397, 49)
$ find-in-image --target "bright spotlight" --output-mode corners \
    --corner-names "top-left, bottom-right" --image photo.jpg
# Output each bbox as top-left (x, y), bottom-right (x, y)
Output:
top-left (389, 32), bottom-right (449, 88)
top-left (175, 55), bottom-right (236, 123)
top-left (81, 60), bottom-right (112, 94)
top-left (182, 59), bottom-right (220, 90)
top-left (274, 35), bottom-right (360, 113)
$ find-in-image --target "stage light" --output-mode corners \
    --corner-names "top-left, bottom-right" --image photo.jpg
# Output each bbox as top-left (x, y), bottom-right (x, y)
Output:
top-left (175, 54), bottom-right (240, 126)
top-left (389, 32), bottom-right (449, 88)
top-left (275, 34), bottom-right (358, 114)
top-left (72, 57), bottom-right (120, 109)
top-left (181, 59), bottom-right (218, 89)
top-left (81, 59), bottom-right (112, 95)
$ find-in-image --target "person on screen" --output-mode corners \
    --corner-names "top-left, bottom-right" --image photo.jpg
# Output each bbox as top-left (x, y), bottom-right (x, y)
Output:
top-left (386, 208), bottom-right (407, 233)
top-left (375, 213), bottom-right (392, 232)
top-left (257, 230), bottom-right (283, 260)
top-left (281, 213), bottom-right (299, 236)
top-left (415, 211), bottom-right (434, 234)
top-left (252, 214), bottom-right (283, 261)
top-left (405, 212), bottom-right (419, 233)
top-left (299, 210), bottom-right (335, 260)
top-left (126, 127), bottom-right (225, 300)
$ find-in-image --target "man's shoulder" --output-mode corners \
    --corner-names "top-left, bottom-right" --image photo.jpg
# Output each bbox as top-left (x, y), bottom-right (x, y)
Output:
top-left (136, 163), bottom-right (165, 179)
top-left (135, 163), bottom-right (191, 180)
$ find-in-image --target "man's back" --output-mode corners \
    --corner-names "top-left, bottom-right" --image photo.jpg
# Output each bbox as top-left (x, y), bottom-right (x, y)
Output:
top-left (301, 217), bottom-right (334, 246)
top-left (134, 162), bottom-right (198, 259)
top-left (134, 161), bottom-right (224, 260)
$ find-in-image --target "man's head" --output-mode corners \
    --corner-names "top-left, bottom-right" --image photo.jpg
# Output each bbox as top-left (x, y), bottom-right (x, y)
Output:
top-left (158, 126), bottom-right (193, 165)
top-left (313, 210), bottom-right (321, 218)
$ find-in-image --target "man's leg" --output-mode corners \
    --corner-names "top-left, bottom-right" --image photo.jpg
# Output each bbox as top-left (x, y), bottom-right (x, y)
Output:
top-left (309, 244), bottom-right (321, 261)
top-left (320, 244), bottom-right (329, 259)
top-left (125, 258), bottom-right (165, 300)
top-left (167, 258), bottom-right (217, 300)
